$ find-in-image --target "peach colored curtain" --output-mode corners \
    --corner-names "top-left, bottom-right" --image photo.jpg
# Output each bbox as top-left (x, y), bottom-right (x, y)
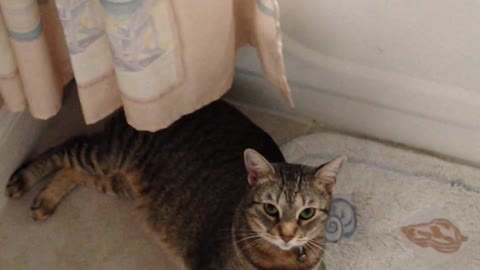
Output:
top-left (0, 0), bottom-right (292, 131)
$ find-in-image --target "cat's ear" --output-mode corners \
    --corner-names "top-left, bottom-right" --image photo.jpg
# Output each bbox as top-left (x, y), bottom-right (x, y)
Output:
top-left (314, 155), bottom-right (347, 194)
top-left (244, 149), bottom-right (275, 186)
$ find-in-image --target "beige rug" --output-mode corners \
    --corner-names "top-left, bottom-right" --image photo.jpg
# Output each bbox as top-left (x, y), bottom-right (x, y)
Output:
top-left (282, 132), bottom-right (480, 270)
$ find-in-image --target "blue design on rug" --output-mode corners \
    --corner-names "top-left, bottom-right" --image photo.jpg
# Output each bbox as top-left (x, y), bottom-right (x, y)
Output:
top-left (326, 198), bottom-right (357, 243)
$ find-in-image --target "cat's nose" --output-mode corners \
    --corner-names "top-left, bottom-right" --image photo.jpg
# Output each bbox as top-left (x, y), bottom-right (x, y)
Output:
top-left (280, 234), bottom-right (294, 243)
top-left (279, 222), bottom-right (297, 243)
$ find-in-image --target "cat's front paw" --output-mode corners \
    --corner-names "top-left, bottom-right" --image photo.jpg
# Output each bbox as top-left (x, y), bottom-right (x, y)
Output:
top-left (5, 172), bottom-right (28, 198)
top-left (30, 196), bottom-right (56, 221)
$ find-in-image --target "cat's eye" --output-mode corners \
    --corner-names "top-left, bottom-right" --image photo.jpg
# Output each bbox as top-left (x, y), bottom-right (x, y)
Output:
top-left (263, 203), bottom-right (279, 217)
top-left (299, 208), bottom-right (316, 220)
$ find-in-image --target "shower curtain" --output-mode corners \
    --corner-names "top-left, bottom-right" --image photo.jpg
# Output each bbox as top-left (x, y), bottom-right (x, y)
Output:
top-left (0, 0), bottom-right (292, 131)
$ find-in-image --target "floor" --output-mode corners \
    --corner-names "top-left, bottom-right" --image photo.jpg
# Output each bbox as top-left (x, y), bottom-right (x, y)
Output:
top-left (1, 96), bottom-right (477, 269)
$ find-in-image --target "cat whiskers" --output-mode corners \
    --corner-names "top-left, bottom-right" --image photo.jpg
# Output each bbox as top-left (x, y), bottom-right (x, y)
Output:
top-left (239, 237), bottom-right (264, 254)
top-left (215, 227), bottom-right (256, 239)
top-left (235, 231), bottom-right (267, 250)
top-left (305, 239), bottom-right (333, 261)
top-left (231, 234), bottom-right (265, 260)
top-left (308, 239), bottom-right (327, 251)
top-left (221, 228), bottom-right (259, 235)
top-left (235, 234), bottom-right (263, 244)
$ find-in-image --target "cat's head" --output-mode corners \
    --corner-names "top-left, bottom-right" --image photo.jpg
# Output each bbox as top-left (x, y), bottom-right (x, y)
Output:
top-left (240, 149), bottom-right (347, 251)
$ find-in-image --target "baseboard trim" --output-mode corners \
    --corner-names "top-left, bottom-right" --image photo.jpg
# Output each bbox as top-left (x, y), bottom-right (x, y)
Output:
top-left (230, 42), bottom-right (480, 164)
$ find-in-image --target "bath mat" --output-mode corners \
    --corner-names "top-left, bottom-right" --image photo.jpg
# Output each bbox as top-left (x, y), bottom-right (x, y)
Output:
top-left (281, 132), bottom-right (480, 270)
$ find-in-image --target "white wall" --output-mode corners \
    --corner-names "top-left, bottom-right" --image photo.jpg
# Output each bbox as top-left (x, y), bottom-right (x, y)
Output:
top-left (229, 0), bottom-right (480, 164)
top-left (280, 0), bottom-right (480, 91)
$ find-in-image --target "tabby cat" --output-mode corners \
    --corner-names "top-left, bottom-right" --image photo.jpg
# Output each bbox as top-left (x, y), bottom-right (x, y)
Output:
top-left (6, 100), bottom-right (346, 270)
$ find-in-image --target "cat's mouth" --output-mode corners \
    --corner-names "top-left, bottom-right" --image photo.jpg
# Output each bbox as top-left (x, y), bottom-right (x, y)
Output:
top-left (267, 237), bottom-right (305, 251)
top-left (278, 242), bottom-right (299, 251)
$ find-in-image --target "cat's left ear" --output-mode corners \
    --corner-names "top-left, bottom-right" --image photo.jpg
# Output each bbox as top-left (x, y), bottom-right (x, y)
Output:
top-left (244, 149), bottom-right (275, 186)
top-left (314, 155), bottom-right (348, 194)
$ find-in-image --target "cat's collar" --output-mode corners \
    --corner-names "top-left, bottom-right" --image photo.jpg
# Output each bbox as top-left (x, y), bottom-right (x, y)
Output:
top-left (297, 246), bottom-right (306, 262)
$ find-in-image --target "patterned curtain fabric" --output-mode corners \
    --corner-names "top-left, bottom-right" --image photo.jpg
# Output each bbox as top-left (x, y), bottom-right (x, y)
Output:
top-left (0, 0), bottom-right (292, 131)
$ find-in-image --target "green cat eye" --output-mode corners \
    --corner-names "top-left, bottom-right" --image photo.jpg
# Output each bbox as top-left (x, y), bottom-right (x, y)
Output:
top-left (299, 208), bottom-right (316, 220)
top-left (263, 203), bottom-right (279, 217)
